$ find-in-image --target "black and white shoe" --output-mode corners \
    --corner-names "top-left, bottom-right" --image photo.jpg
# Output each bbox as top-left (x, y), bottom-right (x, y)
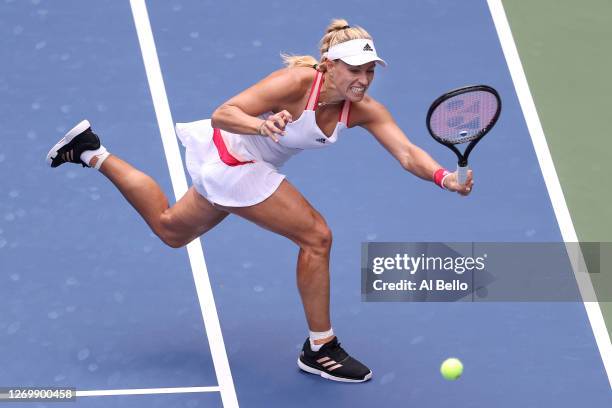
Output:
top-left (298, 337), bottom-right (372, 383)
top-left (46, 120), bottom-right (100, 168)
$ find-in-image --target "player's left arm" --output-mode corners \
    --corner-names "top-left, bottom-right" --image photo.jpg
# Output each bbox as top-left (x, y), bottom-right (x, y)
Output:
top-left (354, 96), bottom-right (472, 195)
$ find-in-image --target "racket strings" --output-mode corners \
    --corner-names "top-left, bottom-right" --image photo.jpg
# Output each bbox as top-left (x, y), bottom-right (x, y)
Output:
top-left (429, 90), bottom-right (499, 144)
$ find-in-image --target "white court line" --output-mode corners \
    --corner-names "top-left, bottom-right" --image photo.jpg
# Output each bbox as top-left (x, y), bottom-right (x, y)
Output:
top-left (129, 0), bottom-right (240, 406)
top-left (77, 386), bottom-right (219, 397)
top-left (487, 0), bottom-right (612, 388)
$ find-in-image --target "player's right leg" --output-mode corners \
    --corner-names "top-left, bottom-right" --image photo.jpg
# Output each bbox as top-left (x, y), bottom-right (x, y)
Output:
top-left (47, 120), bottom-right (229, 248)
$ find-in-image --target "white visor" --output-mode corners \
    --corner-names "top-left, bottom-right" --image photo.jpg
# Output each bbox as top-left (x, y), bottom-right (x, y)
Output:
top-left (324, 39), bottom-right (387, 67)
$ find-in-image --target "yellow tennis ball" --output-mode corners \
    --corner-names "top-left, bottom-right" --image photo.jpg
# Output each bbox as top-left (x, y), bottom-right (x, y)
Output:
top-left (440, 358), bottom-right (463, 380)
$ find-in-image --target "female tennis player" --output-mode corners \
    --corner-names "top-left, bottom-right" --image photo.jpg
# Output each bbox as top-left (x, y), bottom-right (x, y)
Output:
top-left (46, 19), bottom-right (473, 383)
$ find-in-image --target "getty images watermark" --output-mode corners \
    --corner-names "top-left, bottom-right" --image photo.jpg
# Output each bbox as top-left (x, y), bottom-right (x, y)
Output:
top-left (361, 242), bottom-right (610, 302)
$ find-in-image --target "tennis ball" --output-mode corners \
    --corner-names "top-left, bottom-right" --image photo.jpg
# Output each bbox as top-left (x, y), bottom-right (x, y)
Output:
top-left (440, 358), bottom-right (463, 380)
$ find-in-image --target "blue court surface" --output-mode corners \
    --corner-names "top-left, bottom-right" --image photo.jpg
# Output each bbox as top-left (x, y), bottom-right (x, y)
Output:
top-left (1, 0), bottom-right (610, 407)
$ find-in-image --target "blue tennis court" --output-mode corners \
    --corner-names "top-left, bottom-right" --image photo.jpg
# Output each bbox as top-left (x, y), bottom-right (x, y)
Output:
top-left (0, 0), bottom-right (610, 406)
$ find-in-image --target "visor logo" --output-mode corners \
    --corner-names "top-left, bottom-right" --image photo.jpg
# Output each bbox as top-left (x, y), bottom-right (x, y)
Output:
top-left (363, 43), bottom-right (373, 52)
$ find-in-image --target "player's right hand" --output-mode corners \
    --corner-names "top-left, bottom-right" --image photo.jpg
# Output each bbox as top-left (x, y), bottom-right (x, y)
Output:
top-left (444, 170), bottom-right (474, 196)
top-left (259, 110), bottom-right (293, 142)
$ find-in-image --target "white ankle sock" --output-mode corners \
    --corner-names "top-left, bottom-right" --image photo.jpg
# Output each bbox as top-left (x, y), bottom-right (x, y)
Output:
top-left (309, 328), bottom-right (334, 351)
top-left (80, 146), bottom-right (109, 170)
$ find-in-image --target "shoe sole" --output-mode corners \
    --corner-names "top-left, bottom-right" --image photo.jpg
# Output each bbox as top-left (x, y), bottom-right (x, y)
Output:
top-left (46, 119), bottom-right (91, 166)
top-left (297, 358), bottom-right (372, 383)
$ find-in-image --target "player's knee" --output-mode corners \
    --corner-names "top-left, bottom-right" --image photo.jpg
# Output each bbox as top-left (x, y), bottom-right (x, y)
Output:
top-left (156, 230), bottom-right (186, 249)
top-left (303, 216), bottom-right (333, 255)
top-left (157, 213), bottom-right (187, 249)
top-left (164, 236), bottom-right (186, 249)
top-left (318, 224), bottom-right (333, 251)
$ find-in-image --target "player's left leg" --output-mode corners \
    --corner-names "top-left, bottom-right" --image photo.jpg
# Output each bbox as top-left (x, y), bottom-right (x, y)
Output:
top-left (216, 179), bottom-right (372, 383)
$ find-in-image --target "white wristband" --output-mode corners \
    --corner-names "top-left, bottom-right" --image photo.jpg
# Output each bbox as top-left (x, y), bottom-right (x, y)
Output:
top-left (440, 172), bottom-right (452, 190)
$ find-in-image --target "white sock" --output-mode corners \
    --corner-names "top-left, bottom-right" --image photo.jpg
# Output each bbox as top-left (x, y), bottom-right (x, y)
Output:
top-left (80, 146), bottom-right (110, 170)
top-left (309, 328), bottom-right (334, 351)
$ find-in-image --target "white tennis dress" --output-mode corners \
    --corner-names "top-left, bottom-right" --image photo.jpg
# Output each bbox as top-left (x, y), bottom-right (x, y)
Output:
top-left (175, 70), bottom-right (352, 207)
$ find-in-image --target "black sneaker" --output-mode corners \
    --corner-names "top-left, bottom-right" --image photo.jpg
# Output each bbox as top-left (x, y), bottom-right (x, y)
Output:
top-left (298, 337), bottom-right (372, 383)
top-left (46, 120), bottom-right (100, 168)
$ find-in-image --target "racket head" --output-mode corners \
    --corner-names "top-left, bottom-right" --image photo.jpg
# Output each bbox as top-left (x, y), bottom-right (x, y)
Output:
top-left (426, 85), bottom-right (501, 146)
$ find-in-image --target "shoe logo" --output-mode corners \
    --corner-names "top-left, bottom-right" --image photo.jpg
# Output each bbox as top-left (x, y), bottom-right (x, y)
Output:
top-left (363, 43), bottom-right (373, 52)
top-left (316, 138), bottom-right (326, 144)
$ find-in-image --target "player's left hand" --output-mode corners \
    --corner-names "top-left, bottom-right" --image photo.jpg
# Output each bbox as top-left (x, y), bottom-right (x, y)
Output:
top-left (443, 170), bottom-right (474, 196)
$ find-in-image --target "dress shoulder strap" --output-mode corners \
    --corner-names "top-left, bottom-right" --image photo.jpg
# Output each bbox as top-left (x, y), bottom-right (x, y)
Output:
top-left (305, 70), bottom-right (351, 126)
top-left (338, 100), bottom-right (351, 126)
top-left (305, 71), bottom-right (324, 111)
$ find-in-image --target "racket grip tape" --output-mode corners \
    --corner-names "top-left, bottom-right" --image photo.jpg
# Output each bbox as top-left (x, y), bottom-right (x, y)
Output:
top-left (457, 165), bottom-right (469, 185)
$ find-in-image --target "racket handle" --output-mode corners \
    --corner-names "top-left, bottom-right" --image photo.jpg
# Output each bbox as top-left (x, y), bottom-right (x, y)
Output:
top-left (457, 164), bottom-right (469, 185)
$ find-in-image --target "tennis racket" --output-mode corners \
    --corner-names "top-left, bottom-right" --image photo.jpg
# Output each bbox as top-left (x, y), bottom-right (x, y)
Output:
top-left (426, 85), bottom-right (501, 185)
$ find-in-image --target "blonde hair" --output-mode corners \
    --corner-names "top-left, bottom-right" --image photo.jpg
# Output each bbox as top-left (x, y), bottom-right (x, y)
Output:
top-left (281, 18), bottom-right (373, 71)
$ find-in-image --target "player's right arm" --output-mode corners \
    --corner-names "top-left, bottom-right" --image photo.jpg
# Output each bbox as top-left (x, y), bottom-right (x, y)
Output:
top-left (211, 68), bottom-right (306, 140)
